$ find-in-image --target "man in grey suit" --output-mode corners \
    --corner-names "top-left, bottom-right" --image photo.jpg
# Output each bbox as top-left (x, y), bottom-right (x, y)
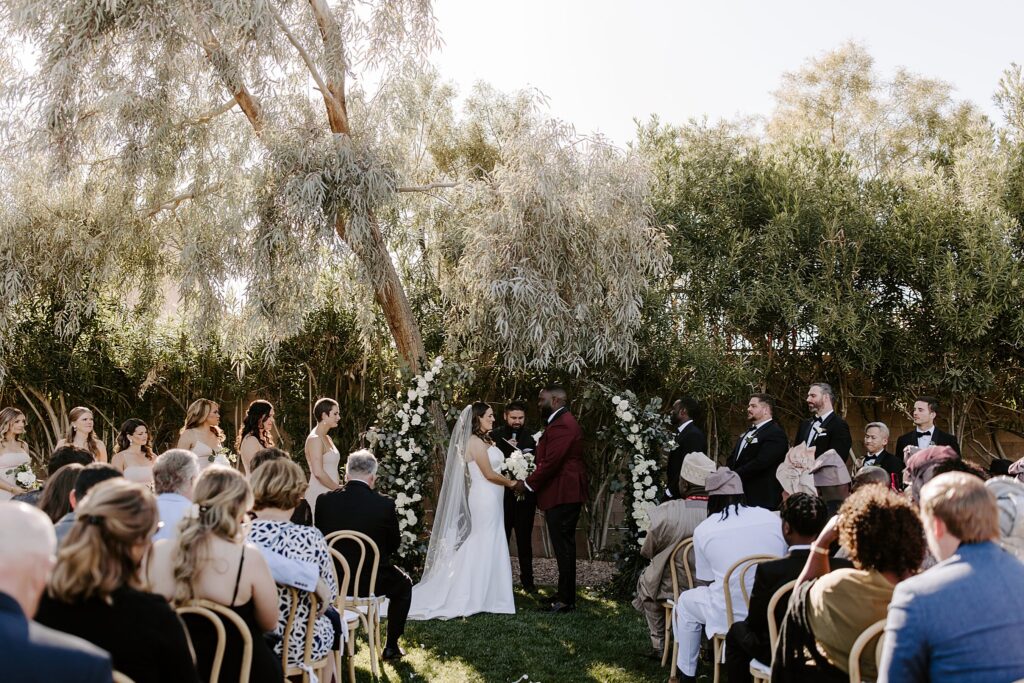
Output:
top-left (879, 472), bottom-right (1024, 682)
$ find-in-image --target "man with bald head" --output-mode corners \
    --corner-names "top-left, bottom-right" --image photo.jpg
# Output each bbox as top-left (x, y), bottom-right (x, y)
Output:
top-left (0, 502), bottom-right (113, 682)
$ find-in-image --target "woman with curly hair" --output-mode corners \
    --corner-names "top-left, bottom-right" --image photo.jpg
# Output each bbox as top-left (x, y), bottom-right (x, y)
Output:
top-left (237, 400), bottom-right (276, 476)
top-left (111, 418), bottom-right (155, 487)
top-left (773, 485), bottom-right (926, 682)
top-left (0, 407), bottom-right (33, 499)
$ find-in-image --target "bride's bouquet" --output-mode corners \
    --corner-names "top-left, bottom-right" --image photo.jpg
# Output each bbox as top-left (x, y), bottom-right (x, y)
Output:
top-left (499, 449), bottom-right (536, 487)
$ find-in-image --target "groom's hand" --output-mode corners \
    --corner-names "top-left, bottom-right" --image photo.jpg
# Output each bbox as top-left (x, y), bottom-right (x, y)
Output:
top-left (512, 480), bottom-right (526, 495)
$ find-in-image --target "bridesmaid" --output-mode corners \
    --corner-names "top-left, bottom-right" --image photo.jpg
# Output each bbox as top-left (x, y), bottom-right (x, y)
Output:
top-left (56, 406), bottom-right (108, 463)
top-left (237, 400), bottom-right (275, 475)
top-left (0, 407), bottom-right (32, 500)
top-left (111, 418), bottom-right (155, 487)
top-left (176, 399), bottom-right (230, 470)
top-left (304, 398), bottom-right (341, 521)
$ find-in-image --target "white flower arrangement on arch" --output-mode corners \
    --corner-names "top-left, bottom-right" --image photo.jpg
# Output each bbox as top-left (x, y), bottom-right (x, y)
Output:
top-left (606, 390), bottom-right (674, 548)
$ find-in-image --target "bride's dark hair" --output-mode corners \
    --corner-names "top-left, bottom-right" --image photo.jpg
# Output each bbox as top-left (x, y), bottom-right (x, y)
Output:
top-left (470, 402), bottom-right (494, 444)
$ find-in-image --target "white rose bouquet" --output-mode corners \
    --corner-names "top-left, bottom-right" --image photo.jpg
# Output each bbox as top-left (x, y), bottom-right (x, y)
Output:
top-left (8, 463), bottom-right (40, 491)
top-left (499, 449), bottom-right (536, 481)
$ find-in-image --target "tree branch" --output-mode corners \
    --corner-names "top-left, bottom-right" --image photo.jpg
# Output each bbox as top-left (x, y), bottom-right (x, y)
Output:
top-left (305, 0), bottom-right (350, 135)
top-left (142, 183), bottom-right (222, 218)
top-left (397, 182), bottom-right (457, 192)
top-left (270, 5), bottom-right (330, 100)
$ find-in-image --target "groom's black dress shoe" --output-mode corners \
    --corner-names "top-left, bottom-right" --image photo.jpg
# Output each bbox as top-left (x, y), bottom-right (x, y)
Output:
top-left (548, 601), bottom-right (575, 614)
top-left (382, 645), bottom-right (405, 661)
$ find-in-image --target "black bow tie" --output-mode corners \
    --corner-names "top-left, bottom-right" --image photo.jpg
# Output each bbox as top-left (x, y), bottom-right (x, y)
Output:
top-left (915, 430), bottom-right (932, 439)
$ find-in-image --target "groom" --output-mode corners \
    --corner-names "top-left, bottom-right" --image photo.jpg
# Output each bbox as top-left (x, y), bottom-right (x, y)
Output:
top-left (513, 385), bottom-right (588, 613)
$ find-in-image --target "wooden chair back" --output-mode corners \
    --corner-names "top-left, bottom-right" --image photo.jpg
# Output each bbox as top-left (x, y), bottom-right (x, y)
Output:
top-left (176, 599), bottom-right (253, 683)
top-left (848, 618), bottom-right (886, 682)
top-left (325, 530), bottom-right (380, 598)
top-left (668, 537), bottom-right (695, 597)
top-left (766, 579), bottom-right (796, 664)
top-left (722, 554), bottom-right (779, 628)
top-left (112, 672), bottom-right (135, 683)
top-left (281, 587), bottom-right (327, 678)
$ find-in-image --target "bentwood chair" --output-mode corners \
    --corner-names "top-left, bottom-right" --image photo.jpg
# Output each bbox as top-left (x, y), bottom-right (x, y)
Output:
top-left (661, 537), bottom-right (695, 668)
top-left (176, 599), bottom-right (253, 683)
top-left (327, 547), bottom-right (365, 683)
top-left (281, 587), bottom-right (333, 683)
top-left (325, 530), bottom-right (385, 678)
top-left (848, 618), bottom-right (887, 683)
top-left (749, 579), bottom-right (797, 682)
top-left (713, 554), bottom-right (779, 683)
top-left (112, 672), bottom-right (136, 683)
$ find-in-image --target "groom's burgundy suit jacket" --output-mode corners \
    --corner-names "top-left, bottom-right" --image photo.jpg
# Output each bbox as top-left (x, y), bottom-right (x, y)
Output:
top-left (526, 408), bottom-right (588, 511)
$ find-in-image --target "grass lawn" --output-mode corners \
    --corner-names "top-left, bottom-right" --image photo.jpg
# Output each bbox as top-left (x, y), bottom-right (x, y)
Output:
top-left (346, 586), bottom-right (677, 682)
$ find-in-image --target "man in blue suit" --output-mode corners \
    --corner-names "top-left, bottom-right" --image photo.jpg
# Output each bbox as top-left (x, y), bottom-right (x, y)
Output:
top-left (0, 502), bottom-right (113, 683)
top-left (879, 472), bottom-right (1024, 682)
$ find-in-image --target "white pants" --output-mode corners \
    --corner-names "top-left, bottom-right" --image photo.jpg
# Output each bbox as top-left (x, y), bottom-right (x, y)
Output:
top-left (672, 586), bottom-right (722, 676)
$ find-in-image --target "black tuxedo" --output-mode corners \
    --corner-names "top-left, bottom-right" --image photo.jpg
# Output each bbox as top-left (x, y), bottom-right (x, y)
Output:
top-left (666, 421), bottom-right (708, 499)
top-left (315, 481), bottom-right (411, 649)
top-left (492, 424), bottom-right (538, 589)
top-left (794, 412), bottom-right (853, 462)
top-left (1, 591), bottom-right (112, 683)
top-left (726, 420), bottom-right (788, 511)
top-left (725, 550), bottom-right (851, 680)
top-left (862, 449), bottom-right (904, 488)
top-left (894, 427), bottom-right (961, 460)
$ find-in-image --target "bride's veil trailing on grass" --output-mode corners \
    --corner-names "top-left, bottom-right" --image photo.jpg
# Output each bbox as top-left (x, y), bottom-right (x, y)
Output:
top-left (418, 405), bottom-right (473, 585)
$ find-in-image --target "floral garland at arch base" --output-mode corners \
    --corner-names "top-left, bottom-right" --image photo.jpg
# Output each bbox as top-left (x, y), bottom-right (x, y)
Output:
top-left (366, 356), bottom-right (472, 575)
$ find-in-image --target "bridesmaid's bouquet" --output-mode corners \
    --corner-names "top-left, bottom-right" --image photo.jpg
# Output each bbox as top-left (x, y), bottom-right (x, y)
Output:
top-left (7, 463), bottom-right (40, 491)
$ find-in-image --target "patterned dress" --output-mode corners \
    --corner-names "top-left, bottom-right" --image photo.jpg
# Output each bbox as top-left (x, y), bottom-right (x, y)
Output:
top-left (247, 520), bottom-right (338, 666)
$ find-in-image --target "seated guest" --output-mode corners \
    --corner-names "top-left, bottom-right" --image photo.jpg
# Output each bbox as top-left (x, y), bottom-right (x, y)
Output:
top-left (880, 473), bottom-right (1024, 682)
top-left (671, 468), bottom-right (787, 682)
top-left (12, 445), bottom-right (93, 506)
top-left (725, 493), bottom-right (850, 681)
top-left (894, 396), bottom-right (961, 460)
top-left (152, 449), bottom-right (200, 542)
top-left (810, 450), bottom-right (852, 516)
top-left (247, 458), bottom-right (339, 670)
top-left (0, 501), bottom-right (113, 681)
top-left (986, 476), bottom-right (1024, 560)
top-left (1008, 456), bottom-right (1024, 483)
top-left (853, 465), bottom-right (891, 491)
top-left (905, 446), bottom-right (958, 503)
top-left (54, 463), bottom-right (122, 544)
top-left (147, 467), bottom-right (283, 683)
top-left (632, 451), bottom-right (716, 656)
top-left (861, 422), bottom-right (903, 489)
top-left (774, 486), bottom-right (925, 681)
top-left (776, 444), bottom-right (817, 499)
top-left (35, 480), bottom-right (198, 683)
top-left (316, 450), bottom-right (412, 661)
top-left (38, 463), bottom-right (84, 523)
top-left (250, 447), bottom-right (312, 525)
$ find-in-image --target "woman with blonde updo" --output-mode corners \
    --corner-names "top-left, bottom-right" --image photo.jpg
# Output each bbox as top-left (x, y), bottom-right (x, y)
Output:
top-left (55, 406), bottom-right (107, 463)
top-left (34, 479), bottom-right (198, 683)
top-left (0, 407), bottom-right (32, 499)
top-left (111, 418), bottom-right (155, 487)
top-left (147, 466), bottom-right (282, 683)
top-left (176, 398), bottom-right (231, 470)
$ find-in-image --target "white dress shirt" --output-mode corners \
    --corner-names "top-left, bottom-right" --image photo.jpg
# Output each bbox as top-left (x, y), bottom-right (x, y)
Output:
top-left (737, 419), bottom-right (772, 455)
top-left (806, 410), bottom-right (833, 446)
top-left (916, 428), bottom-right (934, 449)
top-left (677, 420), bottom-right (694, 434)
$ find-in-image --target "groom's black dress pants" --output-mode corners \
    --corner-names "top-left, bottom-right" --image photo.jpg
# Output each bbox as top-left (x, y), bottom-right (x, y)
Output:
top-left (504, 489), bottom-right (537, 589)
top-left (544, 502), bottom-right (581, 606)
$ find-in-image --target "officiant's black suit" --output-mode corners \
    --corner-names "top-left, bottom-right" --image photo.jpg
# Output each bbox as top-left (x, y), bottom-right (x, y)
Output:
top-left (316, 481), bottom-right (411, 649)
top-left (666, 421), bottom-right (708, 499)
top-left (726, 420), bottom-right (788, 511)
top-left (793, 412), bottom-right (853, 461)
top-left (492, 424), bottom-right (538, 590)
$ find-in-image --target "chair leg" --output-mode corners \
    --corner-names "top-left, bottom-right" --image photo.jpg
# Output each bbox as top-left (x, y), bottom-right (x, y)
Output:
top-left (661, 611), bottom-right (672, 668)
top-left (346, 631), bottom-right (357, 683)
top-left (671, 640), bottom-right (679, 676)
top-left (713, 638), bottom-right (722, 683)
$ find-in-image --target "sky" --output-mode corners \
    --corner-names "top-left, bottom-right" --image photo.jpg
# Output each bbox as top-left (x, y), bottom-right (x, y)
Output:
top-left (431, 0), bottom-right (1023, 146)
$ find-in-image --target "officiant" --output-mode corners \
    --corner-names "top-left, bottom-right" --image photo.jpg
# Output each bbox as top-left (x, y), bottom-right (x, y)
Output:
top-left (492, 400), bottom-right (538, 593)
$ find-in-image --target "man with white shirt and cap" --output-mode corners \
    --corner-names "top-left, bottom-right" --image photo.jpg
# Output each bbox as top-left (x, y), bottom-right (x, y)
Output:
top-left (670, 468), bottom-right (788, 683)
top-left (633, 451), bottom-right (717, 657)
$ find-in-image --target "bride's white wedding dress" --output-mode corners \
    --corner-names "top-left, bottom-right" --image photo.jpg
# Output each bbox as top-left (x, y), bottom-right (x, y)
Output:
top-left (408, 444), bottom-right (515, 620)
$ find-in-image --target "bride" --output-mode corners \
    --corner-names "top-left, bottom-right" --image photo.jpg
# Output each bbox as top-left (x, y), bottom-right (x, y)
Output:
top-left (408, 402), bottom-right (517, 619)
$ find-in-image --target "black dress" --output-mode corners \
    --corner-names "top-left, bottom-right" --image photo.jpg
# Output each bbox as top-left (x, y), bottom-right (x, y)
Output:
top-left (181, 547), bottom-right (283, 683)
top-left (35, 585), bottom-right (199, 683)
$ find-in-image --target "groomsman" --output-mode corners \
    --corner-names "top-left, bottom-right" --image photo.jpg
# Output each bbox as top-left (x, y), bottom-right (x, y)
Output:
top-left (726, 393), bottom-right (788, 510)
top-left (491, 401), bottom-right (538, 593)
top-left (894, 396), bottom-right (961, 459)
top-left (513, 385), bottom-right (588, 613)
top-left (793, 382), bottom-right (853, 462)
top-left (666, 398), bottom-right (708, 500)
top-left (861, 421), bottom-right (903, 488)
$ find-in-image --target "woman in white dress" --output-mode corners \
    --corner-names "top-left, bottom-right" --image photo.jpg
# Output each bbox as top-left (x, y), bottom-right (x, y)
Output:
top-left (304, 398), bottom-right (341, 521)
top-left (55, 406), bottom-right (107, 463)
top-left (110, 418), bottom-right (155, 487)
top-left (0, 407), bottom-right (32, 500)
top-left (176, 399), bottom-right (230, 471)
top-left (237, 400), bottom-right (276, 475)
top-left (408, 402), bottom-right (517, 620)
